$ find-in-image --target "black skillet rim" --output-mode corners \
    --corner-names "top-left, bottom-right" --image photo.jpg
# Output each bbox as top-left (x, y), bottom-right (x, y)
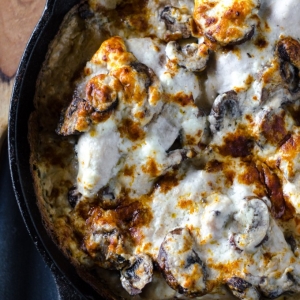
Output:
top-left (7, 0), bottom-right (104, 299)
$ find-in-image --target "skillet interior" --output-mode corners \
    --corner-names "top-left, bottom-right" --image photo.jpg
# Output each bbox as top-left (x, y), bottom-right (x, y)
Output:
top-left (8, 0), bottom-right (104, 299)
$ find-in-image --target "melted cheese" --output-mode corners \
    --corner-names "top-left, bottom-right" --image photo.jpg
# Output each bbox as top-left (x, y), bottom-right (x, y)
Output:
top-left (38, 0), bottom-right (300, 299)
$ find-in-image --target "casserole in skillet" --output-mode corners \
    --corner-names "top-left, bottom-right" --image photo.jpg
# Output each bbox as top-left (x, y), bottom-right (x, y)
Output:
top-left (25, 0), bottom-right (300, 299)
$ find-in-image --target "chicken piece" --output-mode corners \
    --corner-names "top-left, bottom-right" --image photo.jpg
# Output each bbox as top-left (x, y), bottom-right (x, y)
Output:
top-left (76, 119), bottom-right (121, 197)
top-left (194, 0), bottom-right (260, 46)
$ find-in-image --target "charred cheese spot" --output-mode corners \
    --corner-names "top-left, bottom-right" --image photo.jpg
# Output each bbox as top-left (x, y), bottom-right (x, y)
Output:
top-left (123, 165), bottom-right (136, 177)
top-left (217, 133), bottom-right (254, 158)
top-left (85, 74), bottom-right (120, 112)
top-left (194, 0), bottom-right (259, 46)
top-left (254, 34), bottom-right (269, 49)
top-left (155, 172), bottom-right (180, 194)
top-left (177, 199), bottom-right (198, 214)
top-left (91, 36), bottom-right (129, 66)
top-left (118, 118), bottom-right (145, 141)
top-left (141, 158), bottom-right (160, 177)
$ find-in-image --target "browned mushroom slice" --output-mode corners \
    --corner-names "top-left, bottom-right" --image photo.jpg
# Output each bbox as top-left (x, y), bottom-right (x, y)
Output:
top-left (120, 254), bottom-right (153, 295)
top-left (84, 208), bottom-right (128, 269)
top-left (232, 198), bottom-right (270, 252)
top-left (157, 228), bottom-right (207, 297)
top-left (277, 37), bottom-right (300, 70)
top-left (166, 42), bottom-right (210, 72)
top-left (285, 234), bottom-right (298, 254)
top-left (85, 74), bottom-right (120, 112)
top-left (227, 277), bottom-right (260, 300)
top-left (258, 163), bottom-right (286, 219)
top-left (209, 90), bottom-right (240, 132)
top-left (259, 272), bottom-right (300, 299)
top-left (259, 109), bottom-right (289, 147)
top-left (56, 97), bottom-right (94, 136)
top-left (193, 0), bottom-right (259, 46)
top-left (277, 37), bottom-right (300, 93)
top-left (67, 186), bottom-right (82, 208)
top-left (160, 6), bottom-right (192, 40)
top-left (84, 227), bottom-right (128, 269)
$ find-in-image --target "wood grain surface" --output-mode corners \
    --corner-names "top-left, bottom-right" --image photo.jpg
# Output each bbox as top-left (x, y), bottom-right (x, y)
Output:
top-left (0, 0), bottom-right (46, 151)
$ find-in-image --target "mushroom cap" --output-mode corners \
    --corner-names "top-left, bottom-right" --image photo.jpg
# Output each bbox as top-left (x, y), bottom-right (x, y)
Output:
top-left (157, 228), bottom-right (208, 297)
top-left (120, 254), bottom-right (153, 295)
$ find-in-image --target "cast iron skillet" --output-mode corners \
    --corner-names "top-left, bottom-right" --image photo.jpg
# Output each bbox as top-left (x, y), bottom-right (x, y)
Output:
top-left (8, 0), bottom-right (105, 299)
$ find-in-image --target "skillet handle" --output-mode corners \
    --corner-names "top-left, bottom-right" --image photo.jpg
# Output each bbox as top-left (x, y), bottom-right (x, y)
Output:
top-left (53, 272), bottom-right (85, 300)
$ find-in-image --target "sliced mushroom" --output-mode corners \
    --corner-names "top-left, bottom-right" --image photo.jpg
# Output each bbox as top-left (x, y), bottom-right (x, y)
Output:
top-left (227, 277), bottom-right (261, 300)
top-left (68, 186), bottom-right (82, 208)
top-left (56, 97), bottom-right (94, 135)
top-left (157, 228), bottom-right (207, 297)
top-left (259, 271), bottom-right (300, 299)
top-left (285, 234), bottom-right (298, 254)
top-left (112, 62), bottom-right (163, 126)
top-left (166, 41), bottom-right (210, 72)
top-left (193, 0), bottom-right (260, 46)
top-left (258, 163), bottom-right (286, 219)
top-left (232, 198), bottom-right (270, 253)
top-left (160, 6), bottom-right (192, 40)
top-left (277, 37), bottom-right (300, 70)
top-left (259, 109), bottom-right (288, 147)
top-left (130, 62), bottom-right (153, 88)
top-left (84, 227), bottom-right (128, 269)
top-left (120, 254), bottom-right (153, 295)
top-left (84, 208), bottom-right (128, 269)
top-left (85, 74), bottom-right (120, 112)
top-left (281, 100), bottom-right (300, 127)
top-left (277, 37), bottom-right (300, 93)
top-left (279, 61), bottom-right (299, 93)
top-left (209, 91), bottom-right (240, 132)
